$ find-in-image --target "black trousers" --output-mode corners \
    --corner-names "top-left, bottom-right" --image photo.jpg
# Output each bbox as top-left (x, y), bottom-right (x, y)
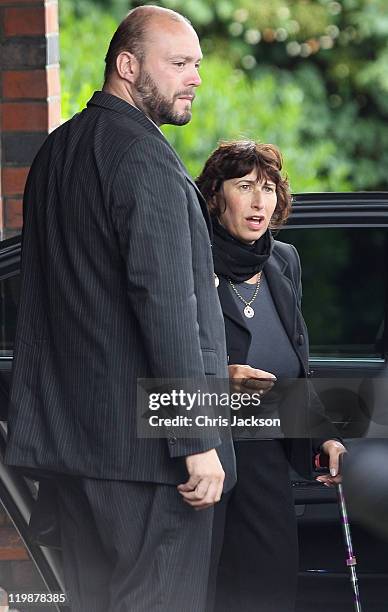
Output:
top-left (209, 440), bottom-right (298, 612)
top-left (56, 477), bottom-right (214, 612)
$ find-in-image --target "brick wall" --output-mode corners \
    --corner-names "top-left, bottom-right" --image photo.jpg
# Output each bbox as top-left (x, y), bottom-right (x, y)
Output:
top-left (0, 0), bottom-right (60, 237)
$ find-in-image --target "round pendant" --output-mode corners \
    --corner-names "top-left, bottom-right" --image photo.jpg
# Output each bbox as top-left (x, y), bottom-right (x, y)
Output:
top-left (244, 305), bottom-right (255, 318)
top-left (214, 274), bottom-right (219, 288)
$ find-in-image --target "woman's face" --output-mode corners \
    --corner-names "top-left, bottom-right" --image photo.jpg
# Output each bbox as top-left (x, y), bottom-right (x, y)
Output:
top-left (217, 169), bottom-right (277, 244)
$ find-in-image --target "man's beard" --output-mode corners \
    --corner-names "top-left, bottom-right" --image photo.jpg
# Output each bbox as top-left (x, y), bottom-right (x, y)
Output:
top-left (134, 69), bottom-right (193, 126)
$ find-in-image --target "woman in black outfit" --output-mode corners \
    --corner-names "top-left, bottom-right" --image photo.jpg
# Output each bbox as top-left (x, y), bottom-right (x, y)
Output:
top-left (197, 141), bottom-right (345, 612)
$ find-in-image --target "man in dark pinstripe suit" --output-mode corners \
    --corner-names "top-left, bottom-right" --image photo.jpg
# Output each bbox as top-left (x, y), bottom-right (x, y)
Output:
top-left (6, 6), bottom-right (236, 611)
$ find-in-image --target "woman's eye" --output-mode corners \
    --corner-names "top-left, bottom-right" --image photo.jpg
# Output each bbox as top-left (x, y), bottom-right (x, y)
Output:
top-left (239, 184), bottom-right (252, 191)
top-left (264, 185), bottom-right (275, 192)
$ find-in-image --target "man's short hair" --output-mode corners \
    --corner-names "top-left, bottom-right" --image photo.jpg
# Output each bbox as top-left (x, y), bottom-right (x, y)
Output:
top-left (104, 5), bottom-right (190, 82)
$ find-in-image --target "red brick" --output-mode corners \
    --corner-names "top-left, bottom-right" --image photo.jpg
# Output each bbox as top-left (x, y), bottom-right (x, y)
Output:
top-left (0, 526), bottom-right (29, 560)
top-left (47, 65), bottom-right (60, 96)
top-left (48, 96), bottom-right (61, 129)
top-left (4, 197), bottom-right (23, 230)
top-left (1, 102), bottom-right (47, 130)
top-left (2, 69), bottom-right (47, 99)
top-left (4, 6), bottom-right (45, 36)
top-left (2, 167), bottom-right (29, 195)
top-left (45, 1), bottom-right (58, 33)
top-left (2, 68), bottom-right (60, 99)
top-left (0, 37), bottom-right (49, 69)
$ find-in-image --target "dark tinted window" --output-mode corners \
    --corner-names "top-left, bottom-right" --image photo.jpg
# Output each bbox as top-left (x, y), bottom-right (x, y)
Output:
top-left (0, 274), bottom-right (19, 357)
top-left (279, 227), bottom-right (387, 358)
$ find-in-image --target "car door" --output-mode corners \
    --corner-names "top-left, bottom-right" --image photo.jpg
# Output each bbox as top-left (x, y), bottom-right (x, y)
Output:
top-left (278, 192), bottom-right (388, 611)
top-left (0, 235), bottom-right (20, 419)
top-left (0, 235), bottom-right (66, 610)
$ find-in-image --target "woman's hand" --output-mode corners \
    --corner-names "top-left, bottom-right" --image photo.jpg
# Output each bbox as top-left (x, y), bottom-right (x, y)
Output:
top-left (228, 364), bottom-right (276, 396)
top-left (316, 439), bottom-right (347, 487)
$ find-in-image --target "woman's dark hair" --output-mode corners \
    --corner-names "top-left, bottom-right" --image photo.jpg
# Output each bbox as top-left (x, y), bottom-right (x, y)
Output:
top-left (196, 140), bottom-right (292, 228)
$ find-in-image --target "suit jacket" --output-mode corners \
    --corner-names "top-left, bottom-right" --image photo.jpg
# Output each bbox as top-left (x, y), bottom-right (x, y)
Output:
top-left (6, 91), bottom-right (236, 490)
top-left (218, 239), bottom-right (338, 477)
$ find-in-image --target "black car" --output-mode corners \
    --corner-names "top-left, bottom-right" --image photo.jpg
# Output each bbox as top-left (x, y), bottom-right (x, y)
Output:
top-left (0, 192), bottom-right (387, 611)
top-left (280, 192), bottom-right (388, 611)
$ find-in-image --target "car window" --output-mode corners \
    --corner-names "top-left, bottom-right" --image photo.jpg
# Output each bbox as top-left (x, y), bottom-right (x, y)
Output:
top-left (279, 227), bottom-right (387, 359)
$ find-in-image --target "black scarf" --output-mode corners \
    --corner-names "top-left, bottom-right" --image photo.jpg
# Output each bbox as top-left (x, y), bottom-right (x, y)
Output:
top-left (212, 216), bottom-right (274, 282)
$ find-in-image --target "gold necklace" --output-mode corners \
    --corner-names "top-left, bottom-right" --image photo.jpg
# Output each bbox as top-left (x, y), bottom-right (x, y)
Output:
top-left (228, 272), bottom-right (262, 318)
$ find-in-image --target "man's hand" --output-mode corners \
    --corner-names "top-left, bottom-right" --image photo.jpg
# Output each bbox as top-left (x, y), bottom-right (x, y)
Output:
top-left (316, 439), bottom-right (347, 487)
top-left (228, 364), bottom-right (276, 396)
top-left (177, 449), bottom-right (225, 510)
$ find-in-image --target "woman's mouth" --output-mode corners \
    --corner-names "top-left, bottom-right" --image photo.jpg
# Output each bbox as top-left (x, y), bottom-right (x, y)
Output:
top-left (246, 215), bottom-right (265, 230)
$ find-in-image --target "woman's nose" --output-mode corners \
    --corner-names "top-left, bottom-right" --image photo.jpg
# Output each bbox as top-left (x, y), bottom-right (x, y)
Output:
top-left (251, 190), bottom-right (264, 208)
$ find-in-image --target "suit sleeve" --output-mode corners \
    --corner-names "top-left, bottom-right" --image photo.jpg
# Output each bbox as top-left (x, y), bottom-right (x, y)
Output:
top-left (110, 135), bottom-right (221, 457)
top-left (289, 244), bottom-right (342, 450)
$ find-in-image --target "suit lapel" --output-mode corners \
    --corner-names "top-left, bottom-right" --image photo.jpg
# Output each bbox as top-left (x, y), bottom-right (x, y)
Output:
top-left (264, 250), bottom-right (309, 374)
top-left (156, 135), bottom-right (212, 237)
top-left (263, 252), bottom-right (297, 347)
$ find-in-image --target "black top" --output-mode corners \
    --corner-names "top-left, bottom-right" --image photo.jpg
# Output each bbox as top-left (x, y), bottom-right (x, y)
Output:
top-left (230, 273), bottom-right (301, 379)
top-left (229, 272), bottom-right (302, 440)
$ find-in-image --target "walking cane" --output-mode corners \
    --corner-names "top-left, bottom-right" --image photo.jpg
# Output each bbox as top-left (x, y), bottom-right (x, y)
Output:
top-left (315, 453), bottom-right (363, 612)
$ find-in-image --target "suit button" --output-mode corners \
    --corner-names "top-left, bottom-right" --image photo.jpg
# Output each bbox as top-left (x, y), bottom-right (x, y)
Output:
top-left (169, 436), bottom-right (177, 445)
top-left (297, 334), bottom-right (304, 345)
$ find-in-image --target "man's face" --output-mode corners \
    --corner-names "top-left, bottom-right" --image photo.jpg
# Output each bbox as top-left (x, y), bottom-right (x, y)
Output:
top-left (133, 19), bottom-right (202, 126)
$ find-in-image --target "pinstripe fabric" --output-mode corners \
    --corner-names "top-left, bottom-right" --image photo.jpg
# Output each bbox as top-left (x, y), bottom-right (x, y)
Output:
top-left (5, 91), bottom-right (236, 491)
top-left (57, 478), bottom-right (213, 612)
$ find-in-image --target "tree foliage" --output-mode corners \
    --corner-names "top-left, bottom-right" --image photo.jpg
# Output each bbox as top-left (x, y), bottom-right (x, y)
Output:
top-left (59, 0), bottom-right (388, 191)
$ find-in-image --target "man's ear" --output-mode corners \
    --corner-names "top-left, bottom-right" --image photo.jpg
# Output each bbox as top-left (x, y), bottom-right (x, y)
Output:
top-left (116, 51), bottom-right (139, 83)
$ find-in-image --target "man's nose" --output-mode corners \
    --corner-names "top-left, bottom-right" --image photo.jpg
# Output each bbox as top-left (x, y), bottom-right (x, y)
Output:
top-left (186, 66), bottom-right (201, 87)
